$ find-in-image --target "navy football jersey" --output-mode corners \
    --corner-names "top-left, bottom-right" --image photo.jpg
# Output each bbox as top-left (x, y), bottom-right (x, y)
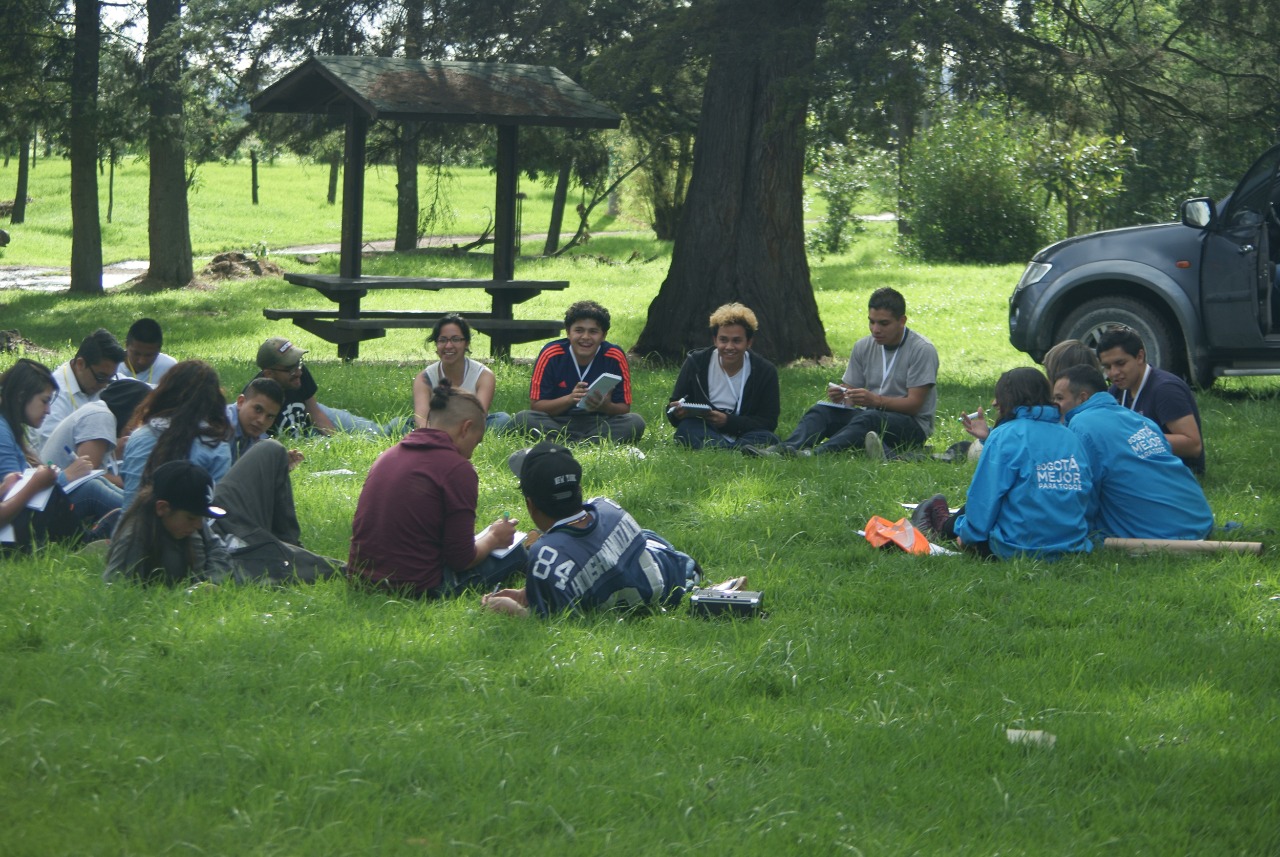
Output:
top-left (524, 497), bottom-right (699, 617)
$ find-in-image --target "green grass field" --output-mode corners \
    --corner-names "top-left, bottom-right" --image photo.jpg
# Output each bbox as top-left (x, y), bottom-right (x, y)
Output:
top-left (2, 201), bottom-right (1279, 853)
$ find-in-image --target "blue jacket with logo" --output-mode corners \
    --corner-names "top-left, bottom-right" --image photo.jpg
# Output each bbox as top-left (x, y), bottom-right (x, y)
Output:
top-left (955, 405), bottom-right (1093, 560)
top-left (1064, 392), bottom-right (1213, 539)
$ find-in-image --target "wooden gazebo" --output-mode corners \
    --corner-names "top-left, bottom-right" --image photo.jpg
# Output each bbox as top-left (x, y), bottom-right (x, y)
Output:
top-left (250, 56), bottom-right (623, 359)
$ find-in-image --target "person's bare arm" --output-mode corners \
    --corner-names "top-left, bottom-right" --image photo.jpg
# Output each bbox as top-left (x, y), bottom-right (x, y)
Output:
top-left (474, 369), bottom-right (496, 411)
top-left (305, 397), bottom-right (336, 435)
top-left (1163, 413), bottom-right (1203, 460)
top-left (76, 438), bottom-right (111, 470)
top-left (531, 384), bottom-right (586, 416)
top-left (843, 384), bottom-right (932, 415)
top-left (411, 373), bottom-right (432, 429)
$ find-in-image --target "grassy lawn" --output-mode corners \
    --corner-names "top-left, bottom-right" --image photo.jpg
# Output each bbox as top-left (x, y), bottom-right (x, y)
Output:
top-left (2, 219), bottom-right (1279, 854)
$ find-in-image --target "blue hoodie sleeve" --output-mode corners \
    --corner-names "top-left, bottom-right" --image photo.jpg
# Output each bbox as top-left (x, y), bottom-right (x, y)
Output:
top-left (954, 426), bottom-right (1016, 544)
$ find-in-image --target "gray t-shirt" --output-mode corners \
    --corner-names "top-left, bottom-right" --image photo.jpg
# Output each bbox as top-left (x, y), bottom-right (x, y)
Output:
top-left (842, 328), bottom-right (939, 436)
top-left (39, 400), bottom-right (119, 472)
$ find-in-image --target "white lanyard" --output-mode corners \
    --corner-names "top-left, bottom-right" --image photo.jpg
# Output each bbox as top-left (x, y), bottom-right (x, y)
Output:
top-left (574, 346), bottom-right (601, 383)
top-left (1121, 365), bottom-right (1150, 410)
top-left (879, 329), bottom-right (908, 395)
top-left (715, 352), bottom-right (748, 414)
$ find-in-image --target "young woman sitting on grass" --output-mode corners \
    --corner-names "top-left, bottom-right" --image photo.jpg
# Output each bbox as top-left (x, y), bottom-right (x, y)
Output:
top-left (913, 366), bottom-right (1094, 560)
top-left (117, 359), bottom-right (342, 583)
top-left (410, 314), bottom-right (512, 433)
top-left (105, 460), bottom-right (237, 585)
top-left (0, 359), bottom-right (115, 549)
top-left (120, 360), bottom-right (231, 510)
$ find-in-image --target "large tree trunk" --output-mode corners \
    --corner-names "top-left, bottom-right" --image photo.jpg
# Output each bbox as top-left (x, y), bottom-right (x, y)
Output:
top-left (633, 0), bottom-right (828, 364)
top-left (11, 130), bottom-right (30, 224)
top-left (68, 0), bottom-right (103, 295)
top-left (145, 0), bottom-right (193, 287)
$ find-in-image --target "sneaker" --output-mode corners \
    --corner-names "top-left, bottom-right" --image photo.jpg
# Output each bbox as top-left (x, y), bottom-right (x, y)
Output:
top-left (911, 494), bottom-right (950, 539)
top-left (932, 440), bottom-right (973, 463)
top-left (742, 443), bottom-right (792, 458)
top-left (864, 430), bottom-right (885, 461)
top-left (968, 439), bottom-right (983, 461)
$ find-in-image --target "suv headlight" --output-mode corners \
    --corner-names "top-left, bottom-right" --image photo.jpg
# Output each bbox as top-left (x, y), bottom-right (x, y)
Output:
top-left (1013, 262), bottom-right (1052, 294)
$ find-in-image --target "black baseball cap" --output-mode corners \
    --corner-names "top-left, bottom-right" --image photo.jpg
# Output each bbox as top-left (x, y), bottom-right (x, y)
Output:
top-left (507, 442), bottom-right (583, 518)
top-left (151, 460), bottom-right (226, 518)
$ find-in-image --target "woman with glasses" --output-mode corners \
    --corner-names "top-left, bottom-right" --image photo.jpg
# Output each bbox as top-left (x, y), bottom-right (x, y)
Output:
top-left (411, 314), bottom-right (512, 433)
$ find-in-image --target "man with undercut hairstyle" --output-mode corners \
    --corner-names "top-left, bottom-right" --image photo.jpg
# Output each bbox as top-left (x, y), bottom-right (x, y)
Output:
top-left (41, 328), bottom-right (126, 444)
top-left (348, 384), bottom-right (523, 599)
top-left (1095, 327), bottom-right (1204, 474)
top-left (116, 318), bottom-right (177, 386)
top-left (1053, 364), bottom-right (1213, 540)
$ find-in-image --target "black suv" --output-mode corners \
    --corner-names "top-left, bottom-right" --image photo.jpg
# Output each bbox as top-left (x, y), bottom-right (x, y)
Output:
top-left (1008, 144), bottom-right (1280, 387)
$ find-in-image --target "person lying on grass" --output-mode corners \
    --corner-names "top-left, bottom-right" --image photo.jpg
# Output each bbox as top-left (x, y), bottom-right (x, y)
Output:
top-left (119, 360), bottom-right (341, 583)
top-left (483, 441), bottom-right (705, 618)
top-left (105, 455), bottom-right (343, 586)
top-left (912, 366), bottom-right (1094, 560)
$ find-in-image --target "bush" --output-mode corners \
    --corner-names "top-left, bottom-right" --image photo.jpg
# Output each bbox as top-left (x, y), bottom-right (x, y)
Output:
top-left (805, 143), bottom-right (884, 256)
top-left (902, 107), bottom-right (1052, 263)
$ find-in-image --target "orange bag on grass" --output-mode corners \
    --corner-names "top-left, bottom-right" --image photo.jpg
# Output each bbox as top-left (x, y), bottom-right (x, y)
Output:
top-left (864, 516), bottom-right (933, 555)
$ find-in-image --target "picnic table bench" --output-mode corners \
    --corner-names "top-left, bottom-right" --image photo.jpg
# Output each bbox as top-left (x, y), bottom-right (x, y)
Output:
top-left (264, 272), bottom-right (568, 360)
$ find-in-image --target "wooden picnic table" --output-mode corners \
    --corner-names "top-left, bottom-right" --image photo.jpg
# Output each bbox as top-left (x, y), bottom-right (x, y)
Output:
top-left (264, 272), bottom-right (569, 360)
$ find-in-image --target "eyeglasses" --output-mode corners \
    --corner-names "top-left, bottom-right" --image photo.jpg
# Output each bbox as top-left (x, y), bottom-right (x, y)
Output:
top-left (90, 368), bottom-right (115, 384)
top-left (436, 336), bottom-right (467, 345)
top-left (271, 361), bottom-right (303, 375)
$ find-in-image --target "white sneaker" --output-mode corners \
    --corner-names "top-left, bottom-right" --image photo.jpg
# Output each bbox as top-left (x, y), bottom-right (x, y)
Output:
top-left (865, 430), bottom-right (885, 461)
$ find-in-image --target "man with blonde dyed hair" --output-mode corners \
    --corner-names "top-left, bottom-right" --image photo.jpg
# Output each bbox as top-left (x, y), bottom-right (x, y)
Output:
top-left (666, 302), bottom-right (780, 450)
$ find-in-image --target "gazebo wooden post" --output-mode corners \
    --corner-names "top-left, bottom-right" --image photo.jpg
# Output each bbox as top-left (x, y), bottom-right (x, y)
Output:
top-left (490, 123), bottom-right (519, 358)
top-left (337, 107), bottom-right (369, 360)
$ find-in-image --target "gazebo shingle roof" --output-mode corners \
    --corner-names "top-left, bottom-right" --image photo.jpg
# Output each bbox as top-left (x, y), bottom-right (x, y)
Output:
top-left (251, 55), bottom-right (622, 129)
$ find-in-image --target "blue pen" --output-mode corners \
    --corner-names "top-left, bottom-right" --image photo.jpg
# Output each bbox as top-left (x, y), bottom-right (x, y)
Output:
top-left (63, 445), bottom-right (74, 458)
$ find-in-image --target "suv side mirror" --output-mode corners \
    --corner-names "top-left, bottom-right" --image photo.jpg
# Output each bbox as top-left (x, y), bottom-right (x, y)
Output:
top-left (1180, 198), bottom-right (1215, 228)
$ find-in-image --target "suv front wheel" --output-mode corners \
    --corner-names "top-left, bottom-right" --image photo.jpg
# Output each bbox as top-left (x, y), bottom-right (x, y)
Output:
top-left (1054, 296), bottom-right (1184, 378)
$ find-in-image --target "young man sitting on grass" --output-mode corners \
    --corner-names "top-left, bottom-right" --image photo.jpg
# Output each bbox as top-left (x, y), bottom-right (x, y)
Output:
top-left (483, 441), bottom-right (710, 618)
top-left (746, 287), bottom-right (938, 460)
top-left (1053, 364), bottom-right (1213, 540)
top-left (116, 318), bottom-right (177, 386)
top-left (40, 328), bottom-right (126, 444)
top-left (1096, 327), bottom-right (1204, 475)
top-left (510, 301), bottom-right (645, 444)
